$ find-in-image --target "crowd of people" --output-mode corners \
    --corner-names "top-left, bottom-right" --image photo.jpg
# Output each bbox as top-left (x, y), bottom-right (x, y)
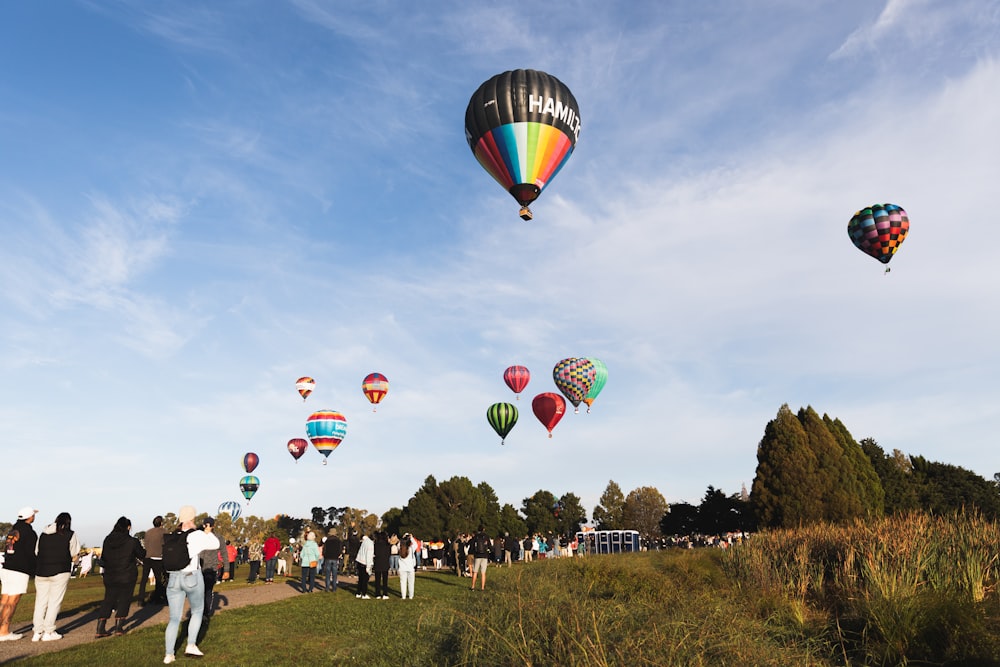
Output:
top-left (2, 504), bottom-right (595, 662)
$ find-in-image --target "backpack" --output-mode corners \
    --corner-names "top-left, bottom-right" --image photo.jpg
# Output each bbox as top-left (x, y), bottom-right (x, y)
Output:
top-left (162, 528), bottom-right (194, 572)
top-left (473, 533), bottom-right (488, 556)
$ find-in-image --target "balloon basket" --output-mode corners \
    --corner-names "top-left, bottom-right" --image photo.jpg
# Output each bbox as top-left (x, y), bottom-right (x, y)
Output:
top-left (548, 433), bottom-right (553, 439)
top-left (322, 459), bottom-right (327, 466)
top-left (519, 206), bottom-right (533, 221)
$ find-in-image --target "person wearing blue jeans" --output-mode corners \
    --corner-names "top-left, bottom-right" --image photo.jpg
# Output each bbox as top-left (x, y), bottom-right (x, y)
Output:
top-left (322, 533), bottom-right (342, 592)
top-left (163, 506), bottom-right (219, 664)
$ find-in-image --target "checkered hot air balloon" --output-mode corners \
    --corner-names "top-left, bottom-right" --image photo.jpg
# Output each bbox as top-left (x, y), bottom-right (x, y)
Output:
top-left (487, 402), bottom-right (519, 445)
top-left (847, 204), bottom-right (909, 273)
top-left (552, 357), bottom-right (596, 413)
top-left (362, 373), bottom-right (389, 412)
top-left (305, 410), bottom-right (347, 465)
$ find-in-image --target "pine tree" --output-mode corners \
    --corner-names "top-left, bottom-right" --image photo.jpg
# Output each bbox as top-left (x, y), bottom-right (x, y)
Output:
top-left (751, 404), bottom-right (822, 528)
top-left (823, 415), bottom-right (884, 519)
top-left (592, 480), bottom-right (625, 530)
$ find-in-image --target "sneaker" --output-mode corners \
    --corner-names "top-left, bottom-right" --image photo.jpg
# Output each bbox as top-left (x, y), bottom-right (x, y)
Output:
top-left (0, 633), bottom-right (23, 641)
top-left (41, 632), bottom-right (63, 641)
top-left (31, 633), bottom-right (42, 642)
top-left (356, 593), bottom-right (362, 598)
top-left (185, 644), bottom-right (204, 657)
top-left (382, 595), bottom-right (389, 600)
top-left (362, 595), bottom-right (371, 599)
top-left (163, 655), bottom-right (175, 664)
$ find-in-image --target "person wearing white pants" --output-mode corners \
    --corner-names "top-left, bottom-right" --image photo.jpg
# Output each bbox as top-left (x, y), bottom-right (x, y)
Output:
top-left (397, 534), bottom-right (416, 599)
top-left (32, 512), bottom-right (80, 642)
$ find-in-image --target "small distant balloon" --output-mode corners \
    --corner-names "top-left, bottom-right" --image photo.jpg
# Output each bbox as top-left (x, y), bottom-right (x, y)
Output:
top-left (242, 452), bottom-right (259, 474)
top-left (362, 373), bottom-right (389, 412)
top-left (239, 475), bottom-right (260, 502)
top-left (532, 392), bottom-right (566, 438)
top-left (218, 500), bottom-right (242, 522)
top-left (305, 410), bottom-right (348, 465)
top-left (582, 358), bottom-right (607, 413)
top-left (553, 357), bottom-right (596, 413)
top-left (847, 203), bottom-right (909, 272)
top-left (296, 377), bottom-right (316, 401)
top-left (503, 365), bottom-right (530, 399)
top-left (287, 438), bottom-right (308, 462)
top-left (487, 402), bottom-right (519, 445)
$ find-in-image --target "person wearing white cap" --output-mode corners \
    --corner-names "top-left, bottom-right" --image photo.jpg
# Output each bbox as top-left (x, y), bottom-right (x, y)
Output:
top-left (0, 506), bottom-right (39, 641)
top-left (162, 505), bottom-right (219, 664)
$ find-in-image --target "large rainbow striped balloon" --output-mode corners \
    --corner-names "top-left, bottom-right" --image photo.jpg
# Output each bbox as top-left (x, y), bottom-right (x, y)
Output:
top-left (466, 69), bottom-right (580, 220)
top-left (305, 410), bottom-right (347, 465)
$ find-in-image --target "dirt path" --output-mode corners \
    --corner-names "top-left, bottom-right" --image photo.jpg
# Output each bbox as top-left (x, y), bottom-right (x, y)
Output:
top-left (0, 574), bottom-right (356, 663)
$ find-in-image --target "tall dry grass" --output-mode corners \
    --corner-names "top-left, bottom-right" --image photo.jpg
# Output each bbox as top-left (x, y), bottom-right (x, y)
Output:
top-left (724, 512), bottom-right (1000, 665)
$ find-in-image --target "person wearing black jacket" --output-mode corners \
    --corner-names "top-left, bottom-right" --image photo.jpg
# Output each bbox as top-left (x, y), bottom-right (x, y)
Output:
top-left (95, 517), bottom-right (145, 638)
top-left (31, 512), bottom-right (80, 641)
top-left (372, 531), bottom-right (391, 599)
top-left (0, 507), bottom-right (39, 641)
top-left (322, 533), bottom-right (343, 592)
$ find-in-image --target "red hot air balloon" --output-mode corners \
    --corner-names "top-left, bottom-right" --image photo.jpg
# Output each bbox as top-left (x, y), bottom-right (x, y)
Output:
top-left (287, 438), bottom-right (308, 463)
top-left (242, 452), bottom-right (259, 474)
top-left (503, 365), bottom-right (530, 399)
top-left (362, 372), bottom-right (389, 412)
top-left (532, 392), bottom-right (566, 438)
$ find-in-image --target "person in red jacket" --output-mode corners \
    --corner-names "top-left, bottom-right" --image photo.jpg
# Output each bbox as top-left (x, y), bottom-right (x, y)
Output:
top-left (224, 541), bottom-right (237, 582)
top-left (263, 534), bottom-right (281, 583)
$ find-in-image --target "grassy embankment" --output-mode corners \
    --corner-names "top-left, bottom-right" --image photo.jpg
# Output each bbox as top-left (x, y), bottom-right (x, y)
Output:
top-left (12, 513), bottom-right (1000, 665)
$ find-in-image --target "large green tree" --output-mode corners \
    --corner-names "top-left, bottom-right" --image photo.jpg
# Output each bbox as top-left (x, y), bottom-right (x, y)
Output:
top-left (522, 490), bottom-right (558, 535)
top-left (555, 492), bottom-right (588, 537)
top-left (751, 404), bottom-right (822, 528)
top-left (860, 439), bottom-right (920, 514)
top-left (592, 480), bottom-right (625, 530)
top-left (823, 416), bottom-right (884, 519)
top-left (623, 486), bottom-right (667, 543)
top-left (497, 503), bottom-right (527, 538)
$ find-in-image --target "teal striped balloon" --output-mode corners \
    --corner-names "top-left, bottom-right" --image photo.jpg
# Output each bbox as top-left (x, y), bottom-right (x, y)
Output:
top-left (583, 358), bottom-right (607, 413)
top-left (487, 402), bottom-right (519, 445)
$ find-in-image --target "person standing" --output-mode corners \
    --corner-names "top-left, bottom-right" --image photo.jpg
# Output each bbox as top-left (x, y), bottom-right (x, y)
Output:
top-left (246, 539), bottom-right (262, 583)
top-left (199, 517), bottom-right (225, 618)
top-left (470, 526), bottom-right (491, 591)
top-left (95, 517), bottom-right (145, 638)
top-left (139, 516), bottom-right (166, 606)
top-left (372, 531), bottom-right (390, 599)
top-left (346, 527), bottom-right (360, 573)
top-left (163, 505), bottom-right (219, 664)
top-left (397, 534), bottom-right (416, 600)
top-left (354, 533), bottom-right (374, 599)
top-left (31, 512), bottom-right (80, 641)
top-left (322, 531), bottom-right (342, 592)
top-left (0, 506), bottom-right (39, 641)
top-left (262, 533), bottom-right (280, 583)
top-left (225, 540), bottom-right (237, 582)
top-left (299, 532), bottom-right (320, 593)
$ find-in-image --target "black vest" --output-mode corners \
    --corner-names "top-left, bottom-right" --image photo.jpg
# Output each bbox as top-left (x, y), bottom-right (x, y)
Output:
top-left (36, 531), bottom-right (73, 577)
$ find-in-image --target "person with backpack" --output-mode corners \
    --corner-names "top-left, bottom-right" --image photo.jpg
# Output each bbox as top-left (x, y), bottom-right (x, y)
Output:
top-left (162, 505), bottom-right (219, 665)
top-left (470, 527), bottom-right (492, 591)
top-left (397, 533), bottom-right (416, 600)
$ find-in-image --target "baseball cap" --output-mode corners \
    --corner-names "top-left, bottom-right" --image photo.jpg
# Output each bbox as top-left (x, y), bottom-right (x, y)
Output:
top-left (178, 505), bottom-right (197, 523)
top-left (17, 507), bottom-right (38, 520)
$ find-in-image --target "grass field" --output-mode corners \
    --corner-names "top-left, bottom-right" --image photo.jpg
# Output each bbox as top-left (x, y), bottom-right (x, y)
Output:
top-left (8, 516), bottom-right (1000, 666)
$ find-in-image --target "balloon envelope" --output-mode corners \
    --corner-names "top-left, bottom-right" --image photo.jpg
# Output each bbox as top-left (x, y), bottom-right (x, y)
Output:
top-left (503, 365), bottom-right (530, 398)
top-left (305, 410), bottom-right (348, 464)
top-left (532, 392), bottom-right (566, 438)
top-left (287, 438), bottom-right (308, 462)
top-left (242, 452), bottom-right (259, 474)
top-left (295, 376), bottom-right (315, 401)
top-left (487, 402), bottom-right (519, 444)
top-left (218, 500), bottom-right (242, 522)
top-left (362, 372), bottom-right (389, 411)
top-left (239, 475), bottom-right (260, 502)
top-left (847, 204), bottom-right (909, 265)
top-left (465, 69), bottom-right (580, 216)
top-left (582, 358), bottom-right (608, 413)
top-left (553, 357), bottom-right (596, 413)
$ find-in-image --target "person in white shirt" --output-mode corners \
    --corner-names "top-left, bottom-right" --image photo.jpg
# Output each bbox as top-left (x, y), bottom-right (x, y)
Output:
top-left (162, 506), bottom-right (219, 665)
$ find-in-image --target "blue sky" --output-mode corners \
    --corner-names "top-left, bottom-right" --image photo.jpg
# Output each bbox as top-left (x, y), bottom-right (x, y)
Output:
top-left (2, 1), bottom-right (998, 545)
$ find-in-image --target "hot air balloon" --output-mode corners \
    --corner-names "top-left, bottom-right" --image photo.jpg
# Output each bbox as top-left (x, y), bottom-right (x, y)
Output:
top-left (465, 69), bottom-right (581, 221)
top-left (553, 357), bottom-right (596, 413)
top-left (847, 204), bottom-right (909, 273)
top-left (242, 452), bottom-right (259, 474)
top-left (532, 392), bottom-right (566, 438)
top-left (503, 365), bottom-right (530, 399)
top-left (295, 377), bottom-right (315, 401)
top-left (487, 402), bottom-right (519, 445)
top-left (582, 358), bottom-right (608, 413)
top-left (362, 372), bottom-right (389, 412)
top-left (239, 475), bottom-right (260, 502)
top-left (287, 438), bottom-right (308, 462)
top-left (305, 410), bottom-right (347, 465)
top-left (218, 500), bottom-right (242, 522)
